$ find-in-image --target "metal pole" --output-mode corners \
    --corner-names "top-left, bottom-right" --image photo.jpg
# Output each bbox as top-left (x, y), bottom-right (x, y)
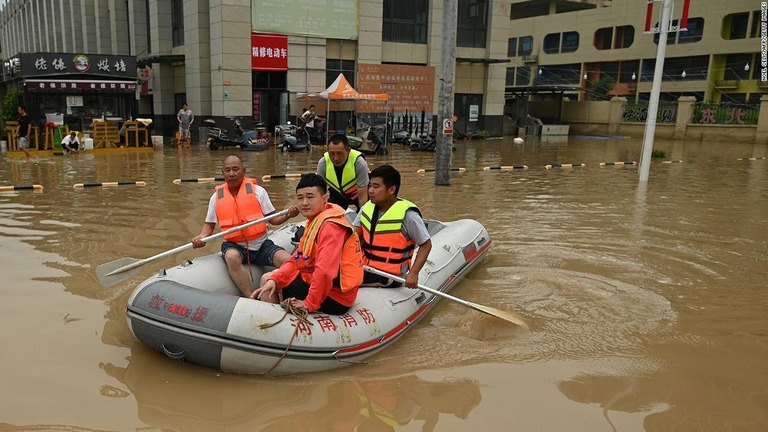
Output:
top-left (435, 0), bottom-right (457, 186)
top-left (639, 0), bottom-right (674, 183)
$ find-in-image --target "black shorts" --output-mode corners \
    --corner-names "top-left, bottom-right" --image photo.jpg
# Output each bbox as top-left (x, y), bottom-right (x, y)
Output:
top-left (362, 271), bottom-right (403, 288)
top-left (282, 276), bottom-right (350, 315)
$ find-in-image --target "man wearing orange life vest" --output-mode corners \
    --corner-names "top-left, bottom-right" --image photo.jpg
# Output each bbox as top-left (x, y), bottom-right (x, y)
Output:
top-left (316, 133), bottom-right (369, 211)
top-left (192, 155), bottom-right (299, 297)
top-left (250, 173), bottom-right (363, 314)
top-left (353, 164), bottom-right (432, 288)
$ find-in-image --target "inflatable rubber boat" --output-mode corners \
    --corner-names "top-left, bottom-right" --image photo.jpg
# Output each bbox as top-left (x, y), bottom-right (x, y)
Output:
top-left (126, 217), bottom-right (491, 375)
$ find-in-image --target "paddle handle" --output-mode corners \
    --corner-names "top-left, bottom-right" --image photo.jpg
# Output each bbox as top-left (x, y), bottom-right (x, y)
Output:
top-left (363, 266), bottom-right (471, 308)
top-left (106, 209), bottom-right (290, 276)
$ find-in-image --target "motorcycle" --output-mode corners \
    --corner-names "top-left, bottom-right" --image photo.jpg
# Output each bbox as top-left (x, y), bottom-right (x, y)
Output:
top-left (204, 117), bottom-right (264, 150)
top-left (275, 122), bottom-right (310, 152)
top-left (390, 129), bottom-right (411, 146)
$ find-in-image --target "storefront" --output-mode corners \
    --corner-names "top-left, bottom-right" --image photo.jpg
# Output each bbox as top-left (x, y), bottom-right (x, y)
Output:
top-left (251, 33), bottom-right (288, 132)
top-left (2, 52), bottom-right (137, 132)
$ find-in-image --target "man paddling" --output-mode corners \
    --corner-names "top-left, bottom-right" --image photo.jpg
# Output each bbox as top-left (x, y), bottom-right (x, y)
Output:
top-left (353, 164), bottom-right (432, 288)
top-left (192, 155), bottom-right (299, 297)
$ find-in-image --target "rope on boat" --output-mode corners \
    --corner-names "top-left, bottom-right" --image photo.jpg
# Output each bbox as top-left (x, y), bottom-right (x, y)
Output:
top-left (259, 297), bottom-right (313, 375)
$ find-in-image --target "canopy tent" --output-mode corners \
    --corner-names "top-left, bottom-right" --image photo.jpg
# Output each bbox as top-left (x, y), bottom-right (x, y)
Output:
top-left (297, 73), bottom-right (388, 142)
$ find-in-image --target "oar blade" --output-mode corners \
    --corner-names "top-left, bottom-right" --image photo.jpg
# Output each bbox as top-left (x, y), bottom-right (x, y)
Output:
top-left (96, 257), bottom-right (142, 288)
top-left (469, 302), bottom-right (530, 330)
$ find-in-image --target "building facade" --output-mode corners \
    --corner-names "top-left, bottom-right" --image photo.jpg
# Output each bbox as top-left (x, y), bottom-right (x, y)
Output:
top-left (0, 0), bottom-right (760, 138)
top-left (507, 0), bottom-right (762, 107)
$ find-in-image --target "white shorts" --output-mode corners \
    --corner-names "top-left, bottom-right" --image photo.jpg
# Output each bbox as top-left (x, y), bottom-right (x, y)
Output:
top-left (18, 137), bottom-right (28, 149)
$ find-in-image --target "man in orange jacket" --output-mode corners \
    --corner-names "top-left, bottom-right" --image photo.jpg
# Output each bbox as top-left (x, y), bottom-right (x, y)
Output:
top-left (192, 155), bottom-right (299, 297)
top-left (251, 173), bottom-right (363, 314)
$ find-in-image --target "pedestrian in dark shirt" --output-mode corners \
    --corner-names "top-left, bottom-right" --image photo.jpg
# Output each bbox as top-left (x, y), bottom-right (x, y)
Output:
top-left (16, 106), bottom-right (31, 158)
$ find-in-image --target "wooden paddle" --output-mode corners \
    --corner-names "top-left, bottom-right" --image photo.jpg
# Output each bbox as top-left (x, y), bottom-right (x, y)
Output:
top-left (364, 266), bottom-right (529, 330)
top-left (97, 209), bottom-right (290, 288)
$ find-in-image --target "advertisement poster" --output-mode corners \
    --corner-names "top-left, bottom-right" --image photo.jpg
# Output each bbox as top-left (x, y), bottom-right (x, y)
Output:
top-left (357, 64), bottom-right (435, 137)
top-left (251, 0), bottom-right (358, 40)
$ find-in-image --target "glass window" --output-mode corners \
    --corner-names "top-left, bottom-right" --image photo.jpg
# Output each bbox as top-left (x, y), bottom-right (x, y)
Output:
top-left (516, 66), bottom-right (531, 86)
top-left (561, 31), bottom-right (579, 53)
top-left (326, 59), bottom-right (355, 87)
top-left (543, 33), bottom-right (560, 54)
top-left (614, 25), bottom-right (634, 48)
top-left (724, 54), bottom-right (752, 80)
top-left (506, 67), bottom-right (515, 86)
top-left (594, 27), bottom-right (612, 50)
top-left (171, 0), bottom-right (184, 47)
top-left (383, 0), bottom-right (428, 44)
top-left (726, 12), bottom-right (749, 40)
top-left (457, 0), bottom-right (488, 48)
top-left (678, 18), bottom-right (704, 44)
top-left (518, 36), bottom-right (533, 56)
top-left (618, 60), bottom-right (639, 83)
top-left (508, 38), bottom-right (518, 57)
top-left (751, 11), bottom-right (761, 38)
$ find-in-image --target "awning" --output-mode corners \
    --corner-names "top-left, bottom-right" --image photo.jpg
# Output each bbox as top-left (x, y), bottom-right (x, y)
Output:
top-left (24, 79), bottom-right (137, 92)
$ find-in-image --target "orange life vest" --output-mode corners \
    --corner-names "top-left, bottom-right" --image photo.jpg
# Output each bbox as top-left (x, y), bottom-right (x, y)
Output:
top-left (295, 203), bottom-right (363, 293)
top-left (214, 178), bottom-right (267, 243)
top-left (359, 199), bottom-right (420, 276)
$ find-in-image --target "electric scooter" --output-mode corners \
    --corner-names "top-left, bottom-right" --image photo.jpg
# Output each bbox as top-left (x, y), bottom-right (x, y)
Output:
top-left (205, 117), bottom-right (263, 150)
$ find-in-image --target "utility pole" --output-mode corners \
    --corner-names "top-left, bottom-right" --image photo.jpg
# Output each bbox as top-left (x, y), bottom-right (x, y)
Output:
top-left (639, 0), bottom-right (674, 182)
top-left (435, 0), bottom-right (457, 186)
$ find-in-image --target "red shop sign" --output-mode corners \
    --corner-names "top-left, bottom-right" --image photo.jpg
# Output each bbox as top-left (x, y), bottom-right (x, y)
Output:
top-left (251, 33), bottom-right (288, 71)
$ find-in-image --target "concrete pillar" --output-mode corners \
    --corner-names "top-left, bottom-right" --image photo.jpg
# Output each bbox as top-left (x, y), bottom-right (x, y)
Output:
top-left (209, 0), bottom-right (252, 117)
top-left (81, 0), bottom-right (97, 52)
top-left (184, 0), bottom-right (212, 117)
top-left (148, 0), bottom-right (174, 127)
top-left (754, 95), bottom-right (768, 143)
top-left (128, 0), bottom-right (148, 56)
top-left (94, 0), bottom-right (112, 54)
top-left (608, 96), bottom-right (627, 134)
top-left (675, 96), bottom-right (696, 140)
top-left (358, 0), bottom-right (382, 65)
top-left (109, 0), bottom-right (130, 55)
top-left (428, 0), bottom-right (444, 113)
top-left (482, 0), bottom-right (512, 136)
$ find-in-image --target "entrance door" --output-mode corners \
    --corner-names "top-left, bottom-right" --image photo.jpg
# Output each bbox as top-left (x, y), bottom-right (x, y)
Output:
top-left (454, 94), bottom-right (483, 136)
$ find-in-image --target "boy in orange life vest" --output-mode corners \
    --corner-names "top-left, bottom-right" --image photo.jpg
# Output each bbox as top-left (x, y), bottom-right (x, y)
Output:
top-left (250, 173), bottom-right (363, 315)
top-left (352, 164), bottom-right (432, 288)
top-left (192, 155), bottom-right (299, 297)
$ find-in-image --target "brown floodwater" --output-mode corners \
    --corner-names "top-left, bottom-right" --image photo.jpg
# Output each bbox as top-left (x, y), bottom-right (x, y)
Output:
top-left (0, 136), bottom-right (766, 431)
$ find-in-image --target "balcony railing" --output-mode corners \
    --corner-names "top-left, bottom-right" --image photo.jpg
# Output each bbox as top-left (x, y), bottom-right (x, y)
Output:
top-left (522, 54), bottom-right (538, 63)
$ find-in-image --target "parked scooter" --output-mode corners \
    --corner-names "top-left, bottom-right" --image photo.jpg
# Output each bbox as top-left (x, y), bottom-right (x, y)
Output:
top-left (390, 129), bottom-right (411, 145)
top-left (204, 117), bottom-right (263, 150)
top-left (275, 122), bottom-right (310, 152)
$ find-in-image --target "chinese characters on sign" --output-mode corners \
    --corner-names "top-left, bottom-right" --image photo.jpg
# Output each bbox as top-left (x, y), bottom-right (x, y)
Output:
top-left (252, 93), bottom-right (261, 121)
top-left (357, 64), bottom-right (436, 114)
top-left (147, 294), bottom-right (209, 323)
top-left (21, 53), bottom-right (137, 78)
top-left (251, 33), bottom-right (288, 71)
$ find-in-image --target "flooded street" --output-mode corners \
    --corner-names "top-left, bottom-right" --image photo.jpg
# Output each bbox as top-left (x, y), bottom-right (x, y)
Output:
top-left (1, 136), bottom-right (766, 431)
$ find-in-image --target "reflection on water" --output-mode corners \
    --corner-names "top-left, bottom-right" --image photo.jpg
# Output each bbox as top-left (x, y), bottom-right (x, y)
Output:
top-left (0, 137), bottom-right (767, 430)
top-left (95, 343), bottom-right (481, 432)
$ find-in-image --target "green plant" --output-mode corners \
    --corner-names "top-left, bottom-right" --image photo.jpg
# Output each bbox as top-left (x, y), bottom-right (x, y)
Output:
top-left (588, 75), bottom-right (616, 101)
top-left (651, 150), bottom-right (666, 158)
top-left (1, 86), bottom-right (21, 121)
top-left (476, 130), bottom-right (490, 139)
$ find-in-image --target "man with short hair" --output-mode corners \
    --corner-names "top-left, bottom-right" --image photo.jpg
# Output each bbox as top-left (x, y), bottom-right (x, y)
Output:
top-left (60, 131), bottom-right (81, 154)
top-left (192, 155), bottom-right (299, 297)
top-left (251, 173), bottom-right (363, 315)
top-left (353, 164), bottom-right (432, 288)
top-left (16, 106), bottom-right (31, 158)
top-left (316, 133), bottom-right (369, 211)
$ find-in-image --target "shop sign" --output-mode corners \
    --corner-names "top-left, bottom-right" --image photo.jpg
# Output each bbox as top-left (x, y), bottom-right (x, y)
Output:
top-left (20, 53), bottom-right (137, 79)
top-left (24, 79), bottom-right (137, 92)
top-left (251, 33), bottom-right (288, 71)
